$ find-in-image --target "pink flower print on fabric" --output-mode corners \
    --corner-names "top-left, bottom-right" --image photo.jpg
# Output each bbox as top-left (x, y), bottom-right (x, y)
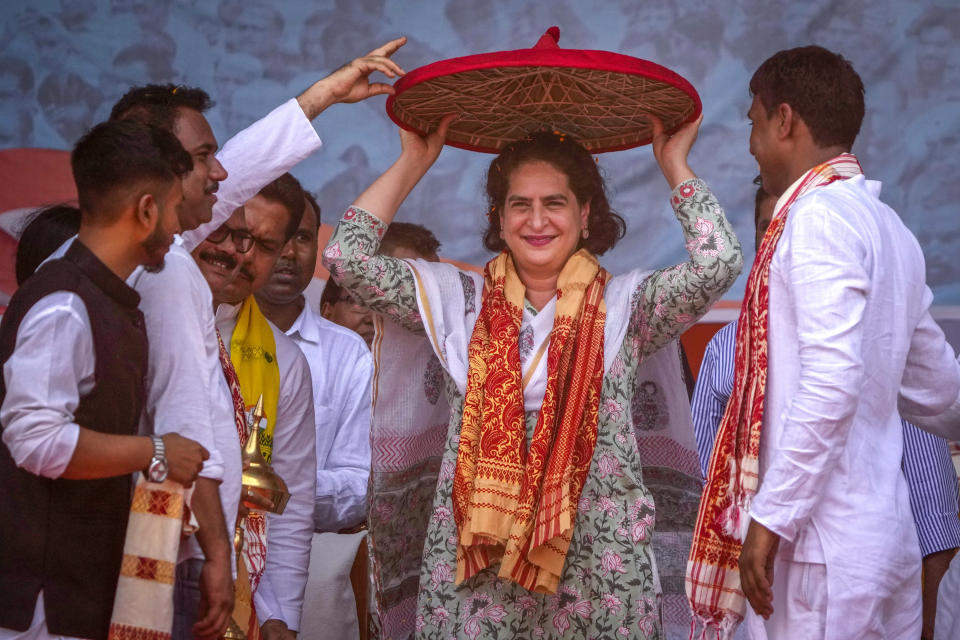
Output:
top-left (630, 513), bottom-right (655, 544)
top-left (430, 606), bottom-right (450, 627)
top-left (577, 495), bottom-right (592, 515)
top-left (601, 399), bottom-right (624, 421)
top-left (600, 594), bottom-right (623, 615)
top-left (600, 549), bottom-right (627, 576)
top-left (463, 593), bottom-right (506, 640)
top-left (609, 354), bottom-right (626, 377)
top-left (549, 586), bottom-right (594, 635)
top-left (594, 496), bottom-right (619, 518)
top-left (515, 595), bottom-right (538, 617)
top-left (597, 451), bottom-right (624, 479)
top-left (431, 505), bottom-right (452, 526)
top-left (636, 596), bottom-right (658, 635)
top-left (438, 459), bottom-right (455, 483)
top-left (430, 561), bottom-right (453, 590)
top-left (686, 215), bottom-right (724, 257)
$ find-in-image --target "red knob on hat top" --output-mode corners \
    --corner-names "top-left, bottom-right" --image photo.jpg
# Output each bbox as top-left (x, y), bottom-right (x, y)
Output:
top-left (534, 26), bottom-right (560, 49)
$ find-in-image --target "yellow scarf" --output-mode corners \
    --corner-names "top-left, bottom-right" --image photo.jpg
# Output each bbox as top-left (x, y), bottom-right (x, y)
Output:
top-left (230, 296), bottom-right (280, 462)
top-left (453, 249), bottom-right (609, 593)
top-left (228, 295), bottom-right (280, 639)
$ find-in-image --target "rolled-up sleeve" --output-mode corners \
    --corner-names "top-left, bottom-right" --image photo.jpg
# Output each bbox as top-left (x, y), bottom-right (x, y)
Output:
top-left (1, 292), bottom-right (92, 478)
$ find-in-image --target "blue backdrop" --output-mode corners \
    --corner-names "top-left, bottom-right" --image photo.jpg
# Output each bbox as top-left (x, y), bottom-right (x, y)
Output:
top-left (1, 0), bottom-right (958, 303)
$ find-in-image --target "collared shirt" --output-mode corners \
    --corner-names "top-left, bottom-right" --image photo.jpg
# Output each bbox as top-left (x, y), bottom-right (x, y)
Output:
top-left (692, 319), bottom-right (960, 557)
top-left (285, 302), bottom-right (372, 532)
top-left (216, 301), bottom-right (317, 631)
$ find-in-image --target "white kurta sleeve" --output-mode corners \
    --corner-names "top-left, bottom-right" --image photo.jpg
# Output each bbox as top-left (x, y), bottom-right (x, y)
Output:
top-left (313, 345), bottom-right (372, 532)
top-left (1, 292), bottom-right (93, 478)
top-left (182, 98), bottom-right (323, 252)
top-left (899, 314), bottom-right (960, 440)
top-left (253, 347), bottom-right (317, 630)
top-left (750, 207), bottom-right (869, 542)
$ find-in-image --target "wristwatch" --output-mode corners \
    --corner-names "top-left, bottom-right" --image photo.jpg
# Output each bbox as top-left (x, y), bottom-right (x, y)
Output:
top-left (147, 434), bottom-right (169, 483)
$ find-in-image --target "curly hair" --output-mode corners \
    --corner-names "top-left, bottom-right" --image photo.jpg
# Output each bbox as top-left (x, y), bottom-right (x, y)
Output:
top-left (749, 46), bottom-right (864, 150)
top-left (482, 130), bottom-right (625, 255)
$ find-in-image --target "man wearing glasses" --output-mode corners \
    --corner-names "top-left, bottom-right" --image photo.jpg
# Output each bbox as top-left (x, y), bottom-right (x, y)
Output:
top-left (193, 174), bottom-right (317, 640)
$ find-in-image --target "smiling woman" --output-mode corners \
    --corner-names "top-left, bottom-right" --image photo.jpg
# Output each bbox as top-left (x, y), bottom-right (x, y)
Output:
top-left (322, 107), bottom-right (742, 638)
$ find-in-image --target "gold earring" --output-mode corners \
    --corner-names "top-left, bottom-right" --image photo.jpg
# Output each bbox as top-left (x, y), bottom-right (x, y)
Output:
top-left (582, 228), bottom-right (589, 239)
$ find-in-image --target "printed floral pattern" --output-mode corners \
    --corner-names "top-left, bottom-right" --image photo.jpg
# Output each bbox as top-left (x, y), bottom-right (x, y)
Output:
top-left (324, 179), bottom-right (741, 638)
top-left (423, 355), bottom-right (444, 405)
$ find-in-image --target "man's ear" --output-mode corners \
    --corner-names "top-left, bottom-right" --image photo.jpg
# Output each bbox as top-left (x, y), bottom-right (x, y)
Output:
top-left (776, 103), bottom-right (795, 141)
top-left (134, 192), bottom-right (158, 234)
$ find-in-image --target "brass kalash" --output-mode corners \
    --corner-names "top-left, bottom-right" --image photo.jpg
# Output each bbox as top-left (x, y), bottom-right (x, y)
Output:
top-left (223, 395), bottom-right (291, 639)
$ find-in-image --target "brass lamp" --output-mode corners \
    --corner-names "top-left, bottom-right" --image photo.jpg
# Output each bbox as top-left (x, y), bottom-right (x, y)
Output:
top-left (240, 394), bottom-right (290, 515)
top-left (224, 394), bottom-right (292, 639)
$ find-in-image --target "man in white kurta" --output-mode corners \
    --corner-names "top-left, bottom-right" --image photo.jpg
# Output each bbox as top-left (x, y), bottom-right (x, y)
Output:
top-left (255, 192), bottom-right (373, 640)
top-left (739, 46), bottom-right (960, 640)
top-left (195, 179), bottom-right (319, 637)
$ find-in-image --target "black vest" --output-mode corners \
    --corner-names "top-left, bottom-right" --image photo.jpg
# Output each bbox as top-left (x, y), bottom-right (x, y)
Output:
top-left (0, 241), bottom-right (148, 640)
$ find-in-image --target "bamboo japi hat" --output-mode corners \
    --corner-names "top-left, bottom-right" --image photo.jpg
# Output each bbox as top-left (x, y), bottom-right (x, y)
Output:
top-left (386, 26), bottom-right (701, 154)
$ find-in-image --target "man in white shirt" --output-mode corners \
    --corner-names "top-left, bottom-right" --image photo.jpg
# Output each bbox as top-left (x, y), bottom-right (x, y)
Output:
top-left (194, 174), bottom-right (318, 640)
top-left (736, 46), bottom-right (960, 639)
top-left (0, 121), bottom-right (208, 639)
top-left (103, 37), bottom-right (409, 640)
top-left (255, 191), bottom-right (374, 639)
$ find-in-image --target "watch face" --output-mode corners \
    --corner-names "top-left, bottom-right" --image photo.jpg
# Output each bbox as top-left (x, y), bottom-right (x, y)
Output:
top-left (148, 457), bottom-right (169, 483)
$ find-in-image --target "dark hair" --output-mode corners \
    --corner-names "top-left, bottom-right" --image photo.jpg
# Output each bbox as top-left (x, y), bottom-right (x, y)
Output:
top-left (304, 190), bottom-right (322, 230)
top-left (15, 205), bottom-right (81, 285)
top-left (482, 130), bottom-right (625, 255)
top-left (749, 46), bottom-right (864, 150)
top-left (381, 221), bottom-right (441, 258)
top-left (109, 83), bottom-right (214, 131)
top-left (258, 173), bottom-right (305, 242)
top-left (71, 120), bottom-right (192, 217)
top-left (319, 278), bottom-right (346, 309)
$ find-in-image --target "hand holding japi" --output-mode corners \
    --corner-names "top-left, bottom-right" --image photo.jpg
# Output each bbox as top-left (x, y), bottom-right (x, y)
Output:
top-left (649, 112), bottom-right (702, 190)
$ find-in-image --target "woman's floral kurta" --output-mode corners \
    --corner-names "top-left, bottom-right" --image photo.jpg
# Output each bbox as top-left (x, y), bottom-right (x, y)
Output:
top-left (324, 179), bottom-right (741, 639)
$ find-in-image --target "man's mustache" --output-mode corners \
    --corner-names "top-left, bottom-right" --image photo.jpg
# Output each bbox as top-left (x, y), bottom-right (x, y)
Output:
top-left (273, 258), bottom-right (300, 275)
top-left (199, 249), bottom-right (253, 281)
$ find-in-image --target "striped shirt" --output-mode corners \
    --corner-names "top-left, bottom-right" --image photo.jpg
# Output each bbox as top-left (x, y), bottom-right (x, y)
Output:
top-left (692, 320), bottom-right (960, 557)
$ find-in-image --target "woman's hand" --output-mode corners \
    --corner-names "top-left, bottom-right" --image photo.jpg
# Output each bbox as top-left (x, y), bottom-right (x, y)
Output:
top-left (650, 113), bottom-right (702, 190)
top-left (398, 113), bottom-right (458, 175)
top-left (352, 114), bottom-right (457, 224)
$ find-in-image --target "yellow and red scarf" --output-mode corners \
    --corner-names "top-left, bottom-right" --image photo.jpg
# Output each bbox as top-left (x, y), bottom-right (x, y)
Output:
top-left (219, 296), bottom-right (281, 640)
top-left (685, 154), bottom-right (863, 636)
top-left (452, 249), bottom-right (610, 594)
